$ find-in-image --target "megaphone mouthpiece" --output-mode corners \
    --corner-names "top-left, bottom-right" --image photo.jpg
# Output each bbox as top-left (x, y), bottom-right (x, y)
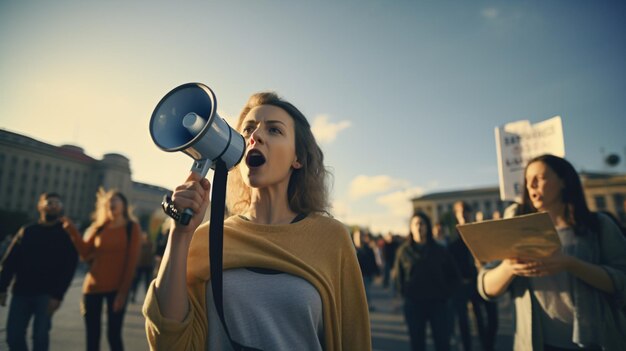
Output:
top-left (182, 112), bottom-right (206, 136)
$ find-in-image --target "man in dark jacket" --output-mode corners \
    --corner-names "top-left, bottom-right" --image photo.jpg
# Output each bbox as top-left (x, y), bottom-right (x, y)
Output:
top-left (0, 192), bottom-right (78, 351)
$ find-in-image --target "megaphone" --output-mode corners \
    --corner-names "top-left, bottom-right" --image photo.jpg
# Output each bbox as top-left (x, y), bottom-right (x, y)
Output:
top-left (149, 83), bottom-right (245, 223)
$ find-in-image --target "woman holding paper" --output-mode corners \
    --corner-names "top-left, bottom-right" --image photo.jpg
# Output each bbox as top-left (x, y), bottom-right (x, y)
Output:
top-left (478, 154), bottom-right (626, 350)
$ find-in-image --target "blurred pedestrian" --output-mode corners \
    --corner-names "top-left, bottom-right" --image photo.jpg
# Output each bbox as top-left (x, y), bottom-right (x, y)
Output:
top-left (0, 192), bottom-right (78, 351)
top-left (475, 211), bottom-right (484, 223)
top-left (129, 232), bottom-right (153, 303)
top-left (65, 189), bottom-right (140, 351)
top-left (491, 210), bottom-right (502, 220)
top-left (152, 219), bottom-right (171, 277)
top-left (472, 208), bottom-right (499, 351)
top-left (479, 154), bottom-right (626, 350)
top-left (433, 222), bottom-right (448, 247)
top-left (354, 228), bottom-right (380, 310)
top-left (394, 211), bottom-right (460, 351)
top-left (382, 231), bottom-right (399, 290)
top-left (446, 201), bottom-right (478, 351)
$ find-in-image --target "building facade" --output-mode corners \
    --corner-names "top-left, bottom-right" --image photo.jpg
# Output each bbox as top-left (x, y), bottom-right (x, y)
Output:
top-left (0, 129), bottom-right (169, 230)
top-left (581, 172), bottom-right (626, 223)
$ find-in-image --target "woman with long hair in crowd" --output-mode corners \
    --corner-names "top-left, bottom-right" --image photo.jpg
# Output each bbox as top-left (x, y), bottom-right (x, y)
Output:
top-left (65, 188), bottom-right (141, 351)
top-left (394, 211), bottom-right (460, 351)
top-left (143, 92), bottom-right (371, 350)
top-left (479, 154), bottom-right (626, 350)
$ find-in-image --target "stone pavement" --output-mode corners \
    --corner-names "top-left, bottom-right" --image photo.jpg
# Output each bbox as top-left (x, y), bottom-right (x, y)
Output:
top-left (0, 272), bottom-right (150, 351)
top-left (1, 273), bottom-right (514, 351)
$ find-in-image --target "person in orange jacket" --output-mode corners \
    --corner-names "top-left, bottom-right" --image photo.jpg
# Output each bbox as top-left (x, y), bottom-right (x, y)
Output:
top-left (65, 188), bottom-right (140, 351)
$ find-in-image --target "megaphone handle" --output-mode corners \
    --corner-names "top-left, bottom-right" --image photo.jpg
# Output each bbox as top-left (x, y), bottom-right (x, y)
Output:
top-left (179, 159), bottom-right (213, 225)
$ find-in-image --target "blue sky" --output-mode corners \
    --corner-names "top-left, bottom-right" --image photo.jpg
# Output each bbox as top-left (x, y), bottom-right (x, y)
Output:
top-left (1, 1), bottom-right (625, 233)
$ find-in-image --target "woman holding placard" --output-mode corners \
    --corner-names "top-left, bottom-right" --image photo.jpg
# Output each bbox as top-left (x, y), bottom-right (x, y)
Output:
top-left (479, 154), bottom-right (626, 350)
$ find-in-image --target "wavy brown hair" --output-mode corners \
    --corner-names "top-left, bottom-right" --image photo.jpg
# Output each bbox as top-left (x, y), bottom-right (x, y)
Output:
top-left (227, 92), bottom-right (331, 215)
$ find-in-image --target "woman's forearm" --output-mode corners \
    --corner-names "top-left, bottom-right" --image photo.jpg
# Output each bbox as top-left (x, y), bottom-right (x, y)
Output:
top-left (482, 261), bottom-right (516, 298)
top-left (154, 231), bottom-right (192, 322)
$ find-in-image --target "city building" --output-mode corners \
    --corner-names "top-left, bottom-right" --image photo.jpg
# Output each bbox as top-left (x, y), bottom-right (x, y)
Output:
top-left (0, 129), bottom-right (169, 231)
top-left (581, 171), bottom-right (626, 223)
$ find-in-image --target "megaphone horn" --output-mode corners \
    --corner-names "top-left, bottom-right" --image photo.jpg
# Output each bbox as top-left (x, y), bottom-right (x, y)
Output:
top-left (149, 83), bottom-right (245, 224)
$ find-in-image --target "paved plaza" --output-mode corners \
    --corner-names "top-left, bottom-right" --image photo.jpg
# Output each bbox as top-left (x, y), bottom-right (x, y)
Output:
top-left (1, 273), bottom-right (514, 350)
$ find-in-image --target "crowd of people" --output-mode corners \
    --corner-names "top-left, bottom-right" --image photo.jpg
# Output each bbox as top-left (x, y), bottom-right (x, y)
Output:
top-left (0, 87), bottom-right (625, 351)
top-left (352, 155), bottom-right (626, 351)
top-left (0, 189), bottom-right (165, 351)
top-left (353, 201), bottom-right (500, 351)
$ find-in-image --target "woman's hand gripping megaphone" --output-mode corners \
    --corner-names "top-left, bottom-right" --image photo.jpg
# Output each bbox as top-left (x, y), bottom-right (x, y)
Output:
top-left (165, 172), bottom-right (211, 235)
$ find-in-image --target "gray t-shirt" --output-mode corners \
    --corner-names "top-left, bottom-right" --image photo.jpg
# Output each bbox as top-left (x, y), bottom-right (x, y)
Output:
top-left (206, 268), bottom-right (324, 351)
top-left (530, 227), bottom-right (578, 349)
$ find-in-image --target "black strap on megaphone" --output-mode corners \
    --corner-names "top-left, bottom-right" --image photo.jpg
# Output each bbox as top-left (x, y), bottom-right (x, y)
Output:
top-left (161, 159), bottom-right (260, 350)
top-left (208, 159), bottom-right (261, 351)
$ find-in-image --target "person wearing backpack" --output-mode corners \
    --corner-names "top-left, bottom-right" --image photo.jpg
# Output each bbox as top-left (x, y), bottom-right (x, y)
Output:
top-left (65, 188), bottom-right (140, 351)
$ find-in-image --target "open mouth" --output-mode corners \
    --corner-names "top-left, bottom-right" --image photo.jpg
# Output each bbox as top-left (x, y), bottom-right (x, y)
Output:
top-left (246, 150), bottom-right (266, 168)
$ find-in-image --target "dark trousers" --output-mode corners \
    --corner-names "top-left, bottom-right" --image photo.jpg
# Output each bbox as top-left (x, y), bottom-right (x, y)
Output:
top-left (6, 294), bottom-right (52, 351)
top-left (450, 283), bottom-right (472, 351)
top-left (471, 296), bottom-right (498, 351)
top-left (404, 299), bottom-right (450, 351)
top-left (81, 292), bottom-right (126, 351)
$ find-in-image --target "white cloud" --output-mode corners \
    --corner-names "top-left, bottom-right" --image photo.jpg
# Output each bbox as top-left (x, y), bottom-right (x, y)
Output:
top-left (481, 7), bottom-right (499, 20)
top-left (331, 199), bottom-right (351, 220)
top-left (311, 114), bottom-right (351, 144)
top-left (376, 187), bottom-right (425, 217)
top-left (349, 175), bottom-right (410, 199)
top-left (338, 176), bottom-right (433, 235)
top-left (339, 210), bottom-right (410, 236)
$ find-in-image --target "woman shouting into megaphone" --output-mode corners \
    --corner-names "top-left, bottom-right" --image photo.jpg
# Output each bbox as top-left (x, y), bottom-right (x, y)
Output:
top-left (143, 92), bottom-right (371, 351)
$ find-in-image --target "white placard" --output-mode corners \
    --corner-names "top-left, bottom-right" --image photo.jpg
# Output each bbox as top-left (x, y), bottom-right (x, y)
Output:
top-left (495, 116), bottom-right (565, 202)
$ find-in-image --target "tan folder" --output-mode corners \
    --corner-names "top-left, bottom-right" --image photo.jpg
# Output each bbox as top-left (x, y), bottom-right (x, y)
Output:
top-left (456, 212), bottom-right (561, 262)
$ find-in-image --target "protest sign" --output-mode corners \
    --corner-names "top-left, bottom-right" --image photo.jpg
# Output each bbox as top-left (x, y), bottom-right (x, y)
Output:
top-left (495, 116), bottom-right (565, 202)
